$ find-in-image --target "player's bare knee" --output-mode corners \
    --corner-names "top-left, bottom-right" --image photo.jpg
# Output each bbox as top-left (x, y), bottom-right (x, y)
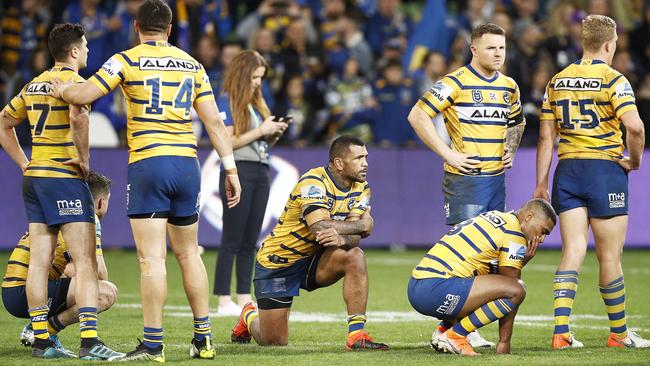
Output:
top-left (139, 256), bottom-right (167, 277)
top-left (344, 247), bottom-right (366, 274)
top-left (509, 280), bottom-right (527, 304)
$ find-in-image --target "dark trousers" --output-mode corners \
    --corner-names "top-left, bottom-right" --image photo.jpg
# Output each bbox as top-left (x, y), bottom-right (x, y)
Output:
top-left (213, 161), bottom-right (270, 295)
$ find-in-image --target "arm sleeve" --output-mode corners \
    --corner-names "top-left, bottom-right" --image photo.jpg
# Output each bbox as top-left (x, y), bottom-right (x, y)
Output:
top-left (3, 88), bottom-right (27, 120)
top-left (497, 235), bottom-right (526, 270)
top-left (539, 82), bottom-right (555, 121)
top-left (507, 83), bottom-right (524, 126)
top-left (609, 75), bottom-right (637, 118)
top-left (88, 55), bottom-right (125, 95)
top-left (296, 177), bottom-right (330, 215)
top-left (194, 65), bottom-right (215, 104)
top-left (415, 78), bottom-right (456, 118)
top-left (349, 186), bottom-right (371, 216)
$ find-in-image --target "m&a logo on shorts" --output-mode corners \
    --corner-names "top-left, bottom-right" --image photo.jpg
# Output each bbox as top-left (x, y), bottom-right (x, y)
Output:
top-left (436, 293), bottom-right (461, 316)
top-left (608, 192), bottom-right (626, 208)
top-left (56, 199), bottom-right (83, 216)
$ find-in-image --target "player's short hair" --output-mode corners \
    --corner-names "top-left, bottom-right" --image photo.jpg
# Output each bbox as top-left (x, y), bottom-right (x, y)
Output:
top-left (88, 171), bottom-right (112, 199)
top-left (526, 199), bottom-right (557, 226)
top-left (581, 14), bottom-right (617, 52)
top-left (136, 0), bottom-right (172, 34)
top-left (48, 23), bottom-right (85, 62)
top-left (471, 23), bottom-right (506, 42)
top-left (329, 135), bottom-right (365, 162)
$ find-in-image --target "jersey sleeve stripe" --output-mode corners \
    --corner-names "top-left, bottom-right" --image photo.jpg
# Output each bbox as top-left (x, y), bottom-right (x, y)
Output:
top-left (7, 260), bottom-right (28, 268)
top-left (16, 245), bottom-right (29, 252)
top-left (423, 254), bottom-right (454, 271)
top-left (7, 101), bottom-right (16, 111)
top-left (50, 106), bottom-right (69, 111)
top-left (92, 74), bottom-right (111, 92)
top-left (614, 101), bottom-right (636, 113)
top-left (473, 223), bottom-right (498, 250)
top-left (418, 97), bottom-right (440, 114)
top-left (459, 232), bottom-right (482, 253)
top-left (117, 70), bottom-right (125, 81)
top-left (541, 108), bottom-right (553, 113)
top-left (197, 91), bottom-right (213, 98)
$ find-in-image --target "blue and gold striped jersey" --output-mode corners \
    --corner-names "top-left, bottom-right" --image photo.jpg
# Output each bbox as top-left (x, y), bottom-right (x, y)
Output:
top-left (257, 167), bottom-right (371, 269)
top-left (2, 66), bottom-right (86, 178)
top-left (540, 59), bottom-right (637, 160)
top-left (89, 40), bottom-right (215, 164)
top-left (416, 65), bottom-right (523, 176)
top-left (412, 211), bottom-right (527, 279)
top-left (2, 214), bottom-right (104, 288)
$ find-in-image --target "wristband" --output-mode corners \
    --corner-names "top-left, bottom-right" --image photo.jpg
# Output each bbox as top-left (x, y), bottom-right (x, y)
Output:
top-left (221, 154), bottom-right (236, 170)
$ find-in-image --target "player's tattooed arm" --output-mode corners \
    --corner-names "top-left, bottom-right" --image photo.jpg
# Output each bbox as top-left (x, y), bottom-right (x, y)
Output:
top-left (315, 228), bottom-right (362, 249)
top-left (504, 122), bottom-right (526, 169)
top-left (305, 208), bottom-right (372, 236)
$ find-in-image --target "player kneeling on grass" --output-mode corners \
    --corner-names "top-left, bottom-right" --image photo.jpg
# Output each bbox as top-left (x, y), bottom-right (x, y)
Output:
top-left (408, 199), bottom-right (556, 356)
top-left (1, 172), bottom-right (118, 358)
top-left (231, 135), bottom-right (388, 350)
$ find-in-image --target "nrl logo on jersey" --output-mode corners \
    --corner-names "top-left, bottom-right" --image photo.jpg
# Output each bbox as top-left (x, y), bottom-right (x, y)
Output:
top-left (554, 77), bottom-right (602, 91)
top-left (25, 82), bottom-right (51, 95)
top-left (139, 57), bottom-right (199, 72)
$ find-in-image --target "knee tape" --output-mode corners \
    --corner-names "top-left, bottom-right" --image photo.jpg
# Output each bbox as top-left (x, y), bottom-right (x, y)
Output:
top-left (139, 257), bottom-right (167, 277)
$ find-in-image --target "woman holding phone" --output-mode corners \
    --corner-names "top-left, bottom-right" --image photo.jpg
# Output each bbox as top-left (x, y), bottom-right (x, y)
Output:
top-left (214, 50), bottom-right (288, 315)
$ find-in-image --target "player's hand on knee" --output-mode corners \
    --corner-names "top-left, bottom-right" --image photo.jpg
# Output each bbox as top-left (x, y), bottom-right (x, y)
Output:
top-left (316, 228), bottom-right (344, 247)
top-left (444, 149), bottom-right (480, 174)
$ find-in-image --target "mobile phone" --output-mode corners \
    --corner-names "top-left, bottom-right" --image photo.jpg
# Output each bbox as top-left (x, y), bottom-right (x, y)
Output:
top-left (273, 116), bottom-right (293, 123)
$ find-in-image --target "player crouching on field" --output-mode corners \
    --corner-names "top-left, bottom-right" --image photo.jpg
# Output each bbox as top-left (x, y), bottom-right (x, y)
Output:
top-left (408, 199), bottom-right (556, 356)
top-left (2, 172), bottom-right (118, 357)
top-left (231, 136), bottom-right (388, 350)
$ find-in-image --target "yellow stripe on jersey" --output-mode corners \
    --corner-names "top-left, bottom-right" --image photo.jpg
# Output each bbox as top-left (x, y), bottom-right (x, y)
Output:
top-left (257, 167), bottom-right (371, 269)
top-left (540, 59), bottom-right (637, 160)
top-left (412, 211), bottom-right (526, 279)
top-left (2, 67), bottom-right (86, 178)
top-left (2, 233), bottom-right (69, 288)
top-left (416, 65), bottom-right (523, 176)
top-left (89, 41), bottom-right (215, 164)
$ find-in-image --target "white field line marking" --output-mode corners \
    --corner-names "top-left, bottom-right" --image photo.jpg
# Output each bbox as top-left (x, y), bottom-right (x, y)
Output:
top-left (113, 304), bottom-right (646, 324)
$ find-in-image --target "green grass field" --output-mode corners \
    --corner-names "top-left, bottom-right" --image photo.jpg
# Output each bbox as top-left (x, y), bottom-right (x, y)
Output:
top-left (1, 249), bottom-right (649, 365)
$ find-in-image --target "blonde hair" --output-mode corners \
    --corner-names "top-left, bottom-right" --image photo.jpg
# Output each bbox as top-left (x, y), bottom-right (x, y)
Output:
top-left (581, 14), bottom-right (617, 52)
top-left (222, 50), bottom-right (270, 136)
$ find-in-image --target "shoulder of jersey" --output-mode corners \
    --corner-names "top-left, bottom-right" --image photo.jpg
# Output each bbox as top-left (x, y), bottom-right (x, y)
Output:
top-left (302, 167), bottom-right (326, 179)
top-left (498, 73), bottom-right (518, 88)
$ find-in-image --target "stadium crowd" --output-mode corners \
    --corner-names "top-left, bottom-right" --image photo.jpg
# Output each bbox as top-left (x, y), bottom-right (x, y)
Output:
top-left (2, 0), bottom-right (650, 148)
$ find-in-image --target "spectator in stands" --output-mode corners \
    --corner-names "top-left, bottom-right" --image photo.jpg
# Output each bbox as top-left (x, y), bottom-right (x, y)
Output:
top-left (250, 27), bottom-right (283, 95)
top-left (325, 58), bottom-right (376, 143)
top-left (0, 0), bottom-right (48, 104)
top-left (108, 0), bottom-right (142, 55)
top-left (199, 0), bottom-right (233, 40)
top-left (337, 11), bottom-right (374, 79)
top-left (543, 2), bottom-right (580, 70)
top-left (214, 50), bottom-right (288, 315)
top-left (372, 59), bottom-right (417, 147)
top-left (630, 5), bottom-right (650, 71)
top-left (520, 64), bottom-right (552, 146)
top-left (510, 21), bottom-right (551, 96)
top-left (276, 74), bottom-right (313, 146)
top-left (63, 0), bottom-right (111, 78)
top-left (196, 34), bottom-right (221, 97)
top-left (413, 51), bottom-right (447, 97)
top-left (456, 0), bottom-right (494, 33)
top-left (364, 0), bottom-right (411, 57)
top-left (236, 0), bottom-right (317, 46)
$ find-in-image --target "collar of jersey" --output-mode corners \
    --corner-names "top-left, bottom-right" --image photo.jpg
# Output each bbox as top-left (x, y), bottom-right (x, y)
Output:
top-left (573, 59), bottom-right (606, 65)
top-left (324, 166), bottom-right (350, 193)
top-left (466, 64), bottom-right (499, 83)
top-left (50, 66), bottom-right (74, 72)
top-left (144, 40), bottom-right (170, 47)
